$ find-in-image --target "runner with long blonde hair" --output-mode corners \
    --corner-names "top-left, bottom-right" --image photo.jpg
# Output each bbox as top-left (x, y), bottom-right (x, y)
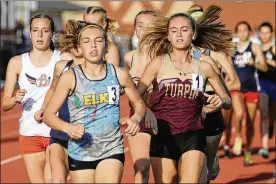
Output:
top-left (124, 10), bottom-right (160, 183)
top-left (84, 6), bottom-right (120, 66)
top-left (136, 5), bottom-right (232, 183)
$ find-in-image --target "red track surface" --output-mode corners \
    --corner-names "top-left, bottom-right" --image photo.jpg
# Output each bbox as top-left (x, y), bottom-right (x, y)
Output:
top-left (1, 94), bottom-right (275, 183)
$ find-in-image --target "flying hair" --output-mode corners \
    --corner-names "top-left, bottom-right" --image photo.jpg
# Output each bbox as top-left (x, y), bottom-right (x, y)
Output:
top-left (139, 5), bottom-right (234, 59)
top-left (55, 20), bottom-right (107, 53)
top-left (85, 6), bottom-right (119, 42)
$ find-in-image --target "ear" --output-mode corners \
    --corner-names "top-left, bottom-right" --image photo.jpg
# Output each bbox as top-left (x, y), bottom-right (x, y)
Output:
top-left (105, 42), bottom-right (109, 54)
top-left (167, 36), bottom-right (171, 41)
top-left (103, 20), bottom-right (107, 29)
top-left (76, 46), bottom-right (82, 54)
top-left (77, 45), bottom-right (83, 55)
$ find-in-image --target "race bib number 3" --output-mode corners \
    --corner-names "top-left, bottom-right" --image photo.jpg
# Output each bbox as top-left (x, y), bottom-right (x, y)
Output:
top-left (107, 85), bottom-right (120, 104)
top-left (192, 73), bottom-right (204, 91)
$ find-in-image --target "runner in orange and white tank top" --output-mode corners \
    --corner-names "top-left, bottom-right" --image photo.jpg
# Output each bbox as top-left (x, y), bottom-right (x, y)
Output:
top-left (1, 14), bottom-right (71, 183)
top-left (124, 10), bottom-right (160, 183)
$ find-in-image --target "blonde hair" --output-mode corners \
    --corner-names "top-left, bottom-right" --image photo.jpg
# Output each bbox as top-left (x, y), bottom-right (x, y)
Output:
top-left (85, 6), bottom-right (119, 42)
top-left (139, 5), bottom-right (234, 59)
top-left (55, 20), bottom-right (107, 53)
top-left (187, 4), bottom-right (203, 15)
top-left (134, 10), bottom-right (160, 27)
top-left (187, 5), bottom-right (204, 22)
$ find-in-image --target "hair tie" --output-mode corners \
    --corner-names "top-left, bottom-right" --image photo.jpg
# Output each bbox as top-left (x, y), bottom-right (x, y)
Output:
top-left (190, 11), bottom-right (204, 21)
top-left (77, 25), bottom-right (105, 42)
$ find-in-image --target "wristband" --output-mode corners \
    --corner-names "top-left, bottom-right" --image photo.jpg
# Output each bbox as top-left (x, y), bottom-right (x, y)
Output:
top-left (220, 98), bottom-right (226, 106)
top-left (220, 97), bottom-right (231, 107)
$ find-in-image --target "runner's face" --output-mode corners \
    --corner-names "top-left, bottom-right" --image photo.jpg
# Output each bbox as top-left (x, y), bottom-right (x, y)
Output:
top-left (237, 24), bottom-right (250, 42)
top-left (168, 16), bottom-right (193, 50)
top-left (259, 26), bottom-right (272, 44)
top-left (30, 18), bottom-right (52, 51)
top-left (135, 14), bottom-right (156, 40)
top-left (78, 27), bottom-right (106, 64)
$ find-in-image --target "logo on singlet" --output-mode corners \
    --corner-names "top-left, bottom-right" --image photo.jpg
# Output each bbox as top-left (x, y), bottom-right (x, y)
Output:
top-left (83, 85), bottom-right (120, 106)
top-left (234, 52), bottom-right (252, 68)
top-left (164, 80), bottom-right (200, 99)
top-left (25, 73), bottom-right (51, 87)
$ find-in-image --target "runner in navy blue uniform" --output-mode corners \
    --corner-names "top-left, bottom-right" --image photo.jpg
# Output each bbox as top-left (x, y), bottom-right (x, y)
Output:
top-left (257, 22), bottom-right (276, 159)
top-left (231, 21), bottom-right (267, 165)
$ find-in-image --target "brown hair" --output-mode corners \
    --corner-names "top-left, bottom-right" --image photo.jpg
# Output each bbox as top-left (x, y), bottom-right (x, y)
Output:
top-left (235, 21), bottom-right (252, 32)
top-left (85, 6), bottom-right (119, 42)
top-left (139, 5), bottom-right (234, 59)
top-left (134, 10), bottom-right (160, 27)
top-left (55, 20), bottom-right (107, 53)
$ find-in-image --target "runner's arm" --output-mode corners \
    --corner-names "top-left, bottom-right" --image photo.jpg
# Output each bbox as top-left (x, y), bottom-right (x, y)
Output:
top-left (43, 70), bottom-right (75, 131)
top-left (1, 56), bottom-right (22, 111)
top-left (252, 43), bottom-right (268, 72)
top-left (136, 56), bottom-right (162, 96)
top-left (115, 66), bottom-right (146, 122)
top-left (266, 45), bottom-right (275, 67)
top-left (40, 61), bottom-right (69, 110)
top-left (201, 61), bottom-right (232, 110)
top-left (212, 51), bottom-right (241, 91)
top-left (124, 50), bottom-right (134, 72)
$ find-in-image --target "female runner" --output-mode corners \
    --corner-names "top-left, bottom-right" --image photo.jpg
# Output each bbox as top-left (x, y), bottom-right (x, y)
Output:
top-left (43, 21), bottom-right (146, 183)
top-left (231, 21), bottom-right (267, 165)
top-left (1, 14), bottom-right (67, 183)
top-left (257, 22), bottom-right (276, 158)
top-left (84, 6), bottom-right (120, 66)
top-left (124, 10), bottom-right (160, 183)
top-left (187, 4), bottom-right (240, 181)
top-left (34, 20), bottom-right (85, 183)
top-left (137, 5), bottom-right (232, 183)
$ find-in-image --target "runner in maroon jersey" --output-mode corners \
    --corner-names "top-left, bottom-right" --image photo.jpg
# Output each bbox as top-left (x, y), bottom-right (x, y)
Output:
top-left (136, 5), bottom-right (232, 183)
top-left (124, 10), bottom-right (160, 183)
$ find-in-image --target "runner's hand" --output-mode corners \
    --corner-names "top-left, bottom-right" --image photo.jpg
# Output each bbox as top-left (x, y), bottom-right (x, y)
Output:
top-left (13, 89), bottom-right (27, 104)
top-left (204, 93), bottom-right (222, 108)
top-left (145, 109), bottom-right (158, 135)
top-left (34, 109), bottom-right (44, 123)
top-left (121, 117), bottom-right (140, 137)
top-left (63, 124), bottom-right (84, 140)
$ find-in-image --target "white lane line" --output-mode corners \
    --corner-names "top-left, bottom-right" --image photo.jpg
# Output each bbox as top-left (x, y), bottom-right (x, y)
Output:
top-left (1, 155), bottom-right (22, 165)
top-left (1, 147), bottom-right (129, 166)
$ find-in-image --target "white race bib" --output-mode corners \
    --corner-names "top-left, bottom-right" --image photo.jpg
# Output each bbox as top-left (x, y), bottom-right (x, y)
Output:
top-left (192, 73), bottom-right (204, 91)
top-left (266, 52), bottom-right (273, 60)
top-left (107, 85), bottom-right (120, 104)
